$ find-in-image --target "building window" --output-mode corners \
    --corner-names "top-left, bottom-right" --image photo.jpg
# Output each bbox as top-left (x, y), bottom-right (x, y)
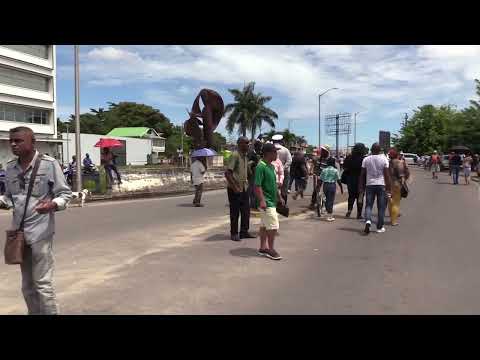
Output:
top-left (1, 45), bottom-right (49, 59)
top-left (0, 65), bottom-right (49, 92)
top-left (152, 139), bottom-right (165, 147)
top-left (0, 102), bottom-right (50, 125)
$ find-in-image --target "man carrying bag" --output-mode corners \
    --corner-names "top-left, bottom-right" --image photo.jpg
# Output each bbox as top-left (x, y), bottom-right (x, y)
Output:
top-left (0, 127), bottom-right (72, 315)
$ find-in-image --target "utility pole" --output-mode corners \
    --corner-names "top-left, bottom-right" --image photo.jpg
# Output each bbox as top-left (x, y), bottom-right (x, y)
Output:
top-left (74, 45), bottom-right (82, 191)
top-left (404, 113), bottom-right (409, 127)
top-left (335, 115), bottom-right (340, 160)
top-left (318, 87), bottom-right (339, 153)
top-left (66, 122), bottom-right (70, 166)
top-left (353, 112), bottom-right (356, 145)
top-left (180, 124), bottom-right (184, 167)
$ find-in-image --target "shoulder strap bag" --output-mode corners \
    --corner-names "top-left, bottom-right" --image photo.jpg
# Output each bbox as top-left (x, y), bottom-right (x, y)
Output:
top-left (4, 154), bottom-right (42, 265)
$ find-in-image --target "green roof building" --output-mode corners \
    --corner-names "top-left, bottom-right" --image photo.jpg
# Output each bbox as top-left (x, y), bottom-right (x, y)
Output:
top-left (107, 127), bottom-right (166, 163)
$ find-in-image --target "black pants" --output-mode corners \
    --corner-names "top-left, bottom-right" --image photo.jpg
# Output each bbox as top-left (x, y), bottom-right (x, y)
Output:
top-left (310, 176), bottom-right (318, 206)
top-left (248, 178), bottom-right (257, 209)
top-left (193, 184), bottom-right (203, 204)
top-left (106, 165), bottom-right (122, 184)
top-left (227, 188), bottom-right (250, 236)
top-left (347, 176), bottom-right (363, 216)
top-left (323, 182), bottom-right (336, 214)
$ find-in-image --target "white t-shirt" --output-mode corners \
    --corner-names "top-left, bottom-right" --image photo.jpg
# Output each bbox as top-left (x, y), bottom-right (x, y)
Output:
top-left (362, 154), bottom-right (389, 186)
top-left (191, 160), bottom-right (206, 186)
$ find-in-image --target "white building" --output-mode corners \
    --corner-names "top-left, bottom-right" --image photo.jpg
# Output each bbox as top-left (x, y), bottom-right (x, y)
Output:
top-left (0, 45), bottom-right (61, 167)
top-left (61, 133), bottom-right (152, 166)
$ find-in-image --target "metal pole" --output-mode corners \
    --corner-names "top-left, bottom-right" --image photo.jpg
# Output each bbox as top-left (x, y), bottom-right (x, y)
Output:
top-left (318, 88), bottom-right (339, 155)
top-left (335, 115), bottom-right (339, 160)
top-left (74, 45), bottom-right (82, 191)
top-left (66, 122), bottom-right (70, 166)
top-left (318, 95), bottom-right (321, 152)
top-left (180, 125), bottom-right (184, 167)
top-left (354, 112), bottom-right (357, 145)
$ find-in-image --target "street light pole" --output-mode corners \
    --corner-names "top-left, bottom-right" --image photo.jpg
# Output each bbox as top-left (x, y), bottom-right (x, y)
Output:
top-left (354, 111), bottom-right (359, 145)
top-left (180, 124), bottom-right (184, 167)
top-left (318, 87), bottom-right (339, 153)
top-left (66, 122), bottom-right (70, 166)
top-left (74, 45), bottom-right (82, 191)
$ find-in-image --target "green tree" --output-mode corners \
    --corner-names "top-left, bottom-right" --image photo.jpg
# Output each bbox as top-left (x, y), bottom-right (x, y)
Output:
top-left (224, 82), bottom-right (278, 139)
top-left (264, 129), bottom-right (306, 149)
top-left (393, 79), bottom-right (480, 155)
top-left (57, 117), bottom-right (68, 133)
top-left (211, 132), bottom-right (227, 152)
top-left (103, 102), bottom-right (173, 137)
top-left (165, 125), bottom-right (192, 158)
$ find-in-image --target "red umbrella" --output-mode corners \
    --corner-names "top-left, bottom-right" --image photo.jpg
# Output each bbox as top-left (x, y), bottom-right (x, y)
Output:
top-left (94, 138), bottom-right (123, 148)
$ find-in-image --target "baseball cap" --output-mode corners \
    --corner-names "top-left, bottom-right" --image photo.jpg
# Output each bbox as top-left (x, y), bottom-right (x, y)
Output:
top-left (272, 134), bottom-right (283, 141)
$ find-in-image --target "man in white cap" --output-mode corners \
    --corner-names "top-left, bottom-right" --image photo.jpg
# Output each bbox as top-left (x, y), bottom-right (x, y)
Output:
top-left (272, 134), bottom-right (292, 204)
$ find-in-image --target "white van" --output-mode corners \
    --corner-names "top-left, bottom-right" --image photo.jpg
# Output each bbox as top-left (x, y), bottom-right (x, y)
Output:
top-left (402, 153), bottom-right (418, 165)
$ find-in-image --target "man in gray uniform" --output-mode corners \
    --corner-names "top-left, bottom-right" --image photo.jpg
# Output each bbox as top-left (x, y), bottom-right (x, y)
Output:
top-left (0, 126), bottom-right (72, 315)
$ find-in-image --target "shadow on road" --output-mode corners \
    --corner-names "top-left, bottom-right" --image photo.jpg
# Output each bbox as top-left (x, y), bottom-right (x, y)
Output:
top-left (337, 227), bottom-right (364, 235)
top-left (204, 233), bottom-right (229, 242)
top-left (177, 203), bottom-right (195, 207)
top-left (229, 247), bottom-right (260, 258)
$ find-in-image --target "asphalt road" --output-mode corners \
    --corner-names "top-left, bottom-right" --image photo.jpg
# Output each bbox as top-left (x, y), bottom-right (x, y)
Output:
top-left (1, 168), bottom-right (479, 314)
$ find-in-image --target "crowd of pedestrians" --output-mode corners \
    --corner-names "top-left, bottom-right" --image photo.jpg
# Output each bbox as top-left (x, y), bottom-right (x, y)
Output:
top-left (2, 125), bottom-right (478, 314)
top-left (423, 150), bottom-right (479, 185)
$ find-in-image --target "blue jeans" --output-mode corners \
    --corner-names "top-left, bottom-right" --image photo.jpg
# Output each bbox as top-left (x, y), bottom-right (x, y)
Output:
top-left (365, 185), bottom-right (386, 229)
top-left (451, 165), bottom-right (460, 184)
top-left (323, 182), bottom-right (337, 214)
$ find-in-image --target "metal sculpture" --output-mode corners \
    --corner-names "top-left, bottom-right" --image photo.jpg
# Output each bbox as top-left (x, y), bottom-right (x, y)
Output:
top-left (184, 89), bottom-right (224, 150)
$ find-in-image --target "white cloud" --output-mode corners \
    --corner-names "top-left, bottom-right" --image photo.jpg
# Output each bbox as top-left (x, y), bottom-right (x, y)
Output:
top-left (143, 89), bottom-right (190, 109)
top-left (72, 45), bottom-right (479, 129)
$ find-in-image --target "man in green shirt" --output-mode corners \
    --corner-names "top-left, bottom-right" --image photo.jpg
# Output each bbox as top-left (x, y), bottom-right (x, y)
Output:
top-left (225, 137), bottom-right (255, 241)
top-left (255, 143), bottom-right (284, 260)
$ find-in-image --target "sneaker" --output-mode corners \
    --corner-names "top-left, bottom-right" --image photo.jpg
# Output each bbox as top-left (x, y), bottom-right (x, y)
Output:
top-left (265, 249), bottom-right (282, 260)
top-left (194, 203), bottom-right (205, 207)
top-left (231, 234), bottom-right (240, 242)
top-left (257, 248), bottom-right (269, 257)
top-left (364, 221), bottom-right (371, 234)
top-left (376, 227), bottom-right (386, 233)
top-left (327, 217), bottom-right (335, 222)
top-left (287, 189), bottom-right (291, 194)
top-left (240, 233), bottom-right (256, 239)
top-left (346, 211), bottom-right (352, 218)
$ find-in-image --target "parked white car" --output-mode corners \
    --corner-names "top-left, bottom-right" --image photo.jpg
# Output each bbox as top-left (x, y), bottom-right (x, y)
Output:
top-left (402, 153), bottom-right (418, 165)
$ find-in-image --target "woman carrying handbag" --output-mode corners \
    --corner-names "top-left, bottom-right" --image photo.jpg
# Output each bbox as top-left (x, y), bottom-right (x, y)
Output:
top-left (388, 149), bottom-right (410, 226)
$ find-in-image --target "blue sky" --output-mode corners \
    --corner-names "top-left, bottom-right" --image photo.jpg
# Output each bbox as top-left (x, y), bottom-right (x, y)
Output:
top-left (56, 45), bottom-right (480, 148)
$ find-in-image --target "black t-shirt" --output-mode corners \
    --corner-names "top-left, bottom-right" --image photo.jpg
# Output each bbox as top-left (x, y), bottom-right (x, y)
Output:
top-left (291, 156), bottom-right (307, 178)
top-left (343, 154), bottom-right (364, 178)
top-left (451, 154), bottom-right (462, 166)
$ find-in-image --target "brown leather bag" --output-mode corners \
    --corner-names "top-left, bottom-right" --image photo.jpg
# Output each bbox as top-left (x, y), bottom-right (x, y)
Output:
top-left (4, 155), bottom-right (42, 265)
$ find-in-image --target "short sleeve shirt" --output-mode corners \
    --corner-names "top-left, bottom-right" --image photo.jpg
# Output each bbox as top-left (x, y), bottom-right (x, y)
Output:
top-left (254, 160), bottom-right (277, 208)
top-left (362, 154), bottom-right (389, 186)
top-left (227, 151), bottom-right (249, 191)
top-left (320, 166), bottom-right (339, 183)
top-left (191, 160), bottom-right (206, 186)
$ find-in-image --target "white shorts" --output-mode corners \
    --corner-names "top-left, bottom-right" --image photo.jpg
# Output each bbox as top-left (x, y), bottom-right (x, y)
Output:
top-left (260, 207), bottom-right (279, 231)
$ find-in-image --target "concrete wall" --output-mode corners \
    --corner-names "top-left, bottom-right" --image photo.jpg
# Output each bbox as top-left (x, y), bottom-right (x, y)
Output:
top-left (61, 133), bottom-right (152, 166)
top-left (110, 168), bottom-right (227, 195)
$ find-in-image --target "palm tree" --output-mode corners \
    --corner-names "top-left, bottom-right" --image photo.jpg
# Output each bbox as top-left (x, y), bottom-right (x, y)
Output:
top-left (224, 82), bottom-right (278, 140)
